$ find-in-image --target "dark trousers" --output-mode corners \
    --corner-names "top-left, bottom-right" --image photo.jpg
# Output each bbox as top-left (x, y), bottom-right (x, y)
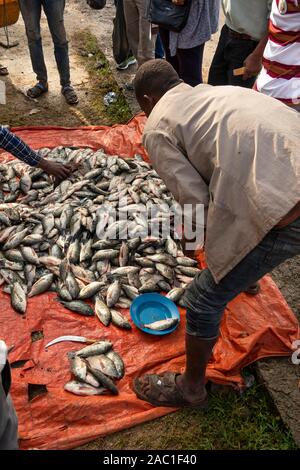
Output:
top-left (159, 27), bottom-right (205, 87)
top-left (208, 24), bottom-right (258, 88)
top-left (19, 0), bottom-right (70, 87)
top-left (155, 33), bottom-right (164, 59)
top-left (184, 217), bottom-right (300, 339)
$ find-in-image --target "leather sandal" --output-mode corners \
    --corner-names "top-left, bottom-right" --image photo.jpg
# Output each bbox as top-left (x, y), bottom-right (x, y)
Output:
top-left (133, 372), bottom-right (208, 408)
top-left (0, 65), bottom-right (8, 76)
top-left (62, 85), bottom-right (79, 105)
top-left (27, 82), bottom-right (48, 98)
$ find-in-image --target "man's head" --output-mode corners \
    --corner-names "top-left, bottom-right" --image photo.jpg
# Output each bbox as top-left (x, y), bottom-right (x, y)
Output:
top-left (134, 59), bottom-right (182, 116)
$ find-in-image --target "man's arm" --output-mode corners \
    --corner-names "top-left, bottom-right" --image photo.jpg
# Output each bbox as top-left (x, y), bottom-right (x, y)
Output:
top-left (243, 33), bottom-right (269, 81)
top-left (243, 0), bottom-right (272, 80)
top-left (0, 127), bottom-right (72, 180)
top-left (143, 129), bottom-right (210, 255)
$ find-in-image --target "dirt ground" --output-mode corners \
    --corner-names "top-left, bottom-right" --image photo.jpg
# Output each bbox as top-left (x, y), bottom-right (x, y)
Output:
top-left (0, 0), bottom-right (299, 449)
top-left (0, 0), bottom-right (132, 127)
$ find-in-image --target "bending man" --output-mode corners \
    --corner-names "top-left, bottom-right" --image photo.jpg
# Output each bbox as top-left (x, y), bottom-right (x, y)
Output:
top-left (133, 60), bottom-right (300, 408)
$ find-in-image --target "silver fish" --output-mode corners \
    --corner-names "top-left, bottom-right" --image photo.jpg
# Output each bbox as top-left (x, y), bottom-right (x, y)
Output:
top-left (76, 340), bottom-right (112, 358)
top-left (59, 300), bottom-right (94, 316)
top-left (143, 318), bottom-right (179, 331)
top-left (68, 352), bottom-right (87, 381)
top-left (11, 282), bottom-right (27, 314)
top-left (28, 273), bottom-right (54, 297)
top-left (86, 366), bottom-right (118, 395)
top-left (78, 281), bottom-right (104, 300)
top-left (106, 280), bottom-right (121, 308)
top-left (86, 354), bottom-right (119, 379)
top-left (106, 350), bottom-right (125, 379)
top-left (95, 294), bottom-right (111, 326)
top-left (64, 381), bottom-right (106, 396)
top-left (111, 309), bottom-right (132, 330)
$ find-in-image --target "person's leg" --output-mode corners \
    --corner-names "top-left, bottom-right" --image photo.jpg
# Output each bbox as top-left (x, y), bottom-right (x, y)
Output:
top-left (43, 0), bottom-right (78, 104)
top-left (42, 0), bottom-right (69, 87)
top-left (114, 0), bottom-right (136, 69)
top-left (123, 0), bottom-right (139, 62)
top-left (158, 27), bottom-right (179, 74)
top-left (177, 43), bottom-right (205, 86)
top-left (135, 217), bottom-right (300, 405)
top-left (208, 24), bottom-right (230, 86)
top-left (136, 0), bottom-right (154, 66)
top-left (19, 0), bottom-right (48, 88)
top-left (226, 36), bottom-right (259, 88)
top-left (155, 33), bottom-right (164, 59)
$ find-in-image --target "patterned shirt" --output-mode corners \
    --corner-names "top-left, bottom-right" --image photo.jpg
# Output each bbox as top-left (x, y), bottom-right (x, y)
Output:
top-left (255, 0), bottom-right (300, 104)
top-left (169, 0), bottom-right (220, 56)
top-left (0, 127), bottom-right (41, 166)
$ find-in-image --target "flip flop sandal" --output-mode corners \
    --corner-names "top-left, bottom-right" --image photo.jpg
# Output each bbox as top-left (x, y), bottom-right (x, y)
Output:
top-left (133, 372), bottom-right (208, 409)
top-left (0, 65), bottom-right (8, 76)
top-left (62, 86), bottom-right (79, 105)
top-left (27, 83), bottom-right (48, 98)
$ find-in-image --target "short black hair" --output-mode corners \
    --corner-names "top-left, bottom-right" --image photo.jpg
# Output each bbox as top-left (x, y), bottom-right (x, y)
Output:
top-left (134, 59), bottom-right (181, 101)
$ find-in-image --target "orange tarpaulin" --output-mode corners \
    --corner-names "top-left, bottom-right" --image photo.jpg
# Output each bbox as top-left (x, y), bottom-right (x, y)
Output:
top-left (0, 116), bottom-right (299, 450)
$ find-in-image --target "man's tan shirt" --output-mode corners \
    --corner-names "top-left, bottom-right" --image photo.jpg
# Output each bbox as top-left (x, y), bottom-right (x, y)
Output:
top-left (143, 83), bottom-right (300, 282)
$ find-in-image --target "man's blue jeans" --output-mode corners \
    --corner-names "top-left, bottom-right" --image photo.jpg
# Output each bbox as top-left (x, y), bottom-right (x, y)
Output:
top-left (184, 217), bottom-right (300, 339)
top-left (19, 0), bottom-right (70, 87)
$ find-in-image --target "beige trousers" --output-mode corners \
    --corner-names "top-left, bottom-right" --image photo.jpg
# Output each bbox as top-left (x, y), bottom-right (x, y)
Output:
top-left (123, 0), bottom-right (154, 67)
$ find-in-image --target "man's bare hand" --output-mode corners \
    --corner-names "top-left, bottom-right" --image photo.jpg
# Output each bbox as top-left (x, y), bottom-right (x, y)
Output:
top-left (243, 52), bottom-right (262, 81)
top-left (172, 0), bottom-right (185, 5)
top-left (37, 159), bottom-right (73, 181)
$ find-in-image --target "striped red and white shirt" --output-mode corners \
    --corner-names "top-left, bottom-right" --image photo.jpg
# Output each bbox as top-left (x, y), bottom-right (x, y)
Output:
top-left (255, 0), bottom-right (300, 104)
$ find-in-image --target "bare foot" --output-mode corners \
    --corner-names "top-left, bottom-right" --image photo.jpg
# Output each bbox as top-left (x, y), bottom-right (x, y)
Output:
top-left (176, 374), bottom-right (207, 404)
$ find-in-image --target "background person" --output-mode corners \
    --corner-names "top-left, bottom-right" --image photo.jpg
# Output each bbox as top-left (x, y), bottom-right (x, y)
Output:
top-left (208, 0), bottom-right (272, 88)
top-left (113, 0), bottom-right (137, 70)
top-left (255, 0), bottom-right (300, 112)
top-left (159, 0), bottom-right (219, 87)
top-left (123, 0), bottom-right (154, 68)
top-left (19, 0), bottom-right (78, 105)
top-left (132, 60), bottom-right (300, 408)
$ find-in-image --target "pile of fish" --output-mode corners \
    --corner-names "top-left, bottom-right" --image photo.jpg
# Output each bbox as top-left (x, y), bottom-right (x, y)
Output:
top-left (65, 339), bottom-right (124, 396)
top-left (0, 147), bottom-right (201, 322)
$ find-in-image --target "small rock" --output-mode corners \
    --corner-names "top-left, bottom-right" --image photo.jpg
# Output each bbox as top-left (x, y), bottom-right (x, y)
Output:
top-left (28, 108), bottom-right (40, 115)
top-left (79, 49), bottom-right (89, 57)
top-left (103, 92), bottom-right (118, 107)
top-left (94, 60), bottom-right (105, 70)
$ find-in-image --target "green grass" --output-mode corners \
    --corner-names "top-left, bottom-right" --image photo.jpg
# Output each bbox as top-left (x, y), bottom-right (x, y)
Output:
top-left (79, 376), bottom-right (297, 450)
top-left (73, 30), bottom-right (132, 125)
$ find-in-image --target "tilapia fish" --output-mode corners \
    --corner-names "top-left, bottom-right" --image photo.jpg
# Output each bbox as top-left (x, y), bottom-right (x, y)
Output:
top-left (65, 341), bottom-right (123, 396)
top-left (143, 318), bottom-right (179, 331)
top-left (0, 148), bottom-right (201, 330)
top-left (64, 381), bottom-right (106, 396)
